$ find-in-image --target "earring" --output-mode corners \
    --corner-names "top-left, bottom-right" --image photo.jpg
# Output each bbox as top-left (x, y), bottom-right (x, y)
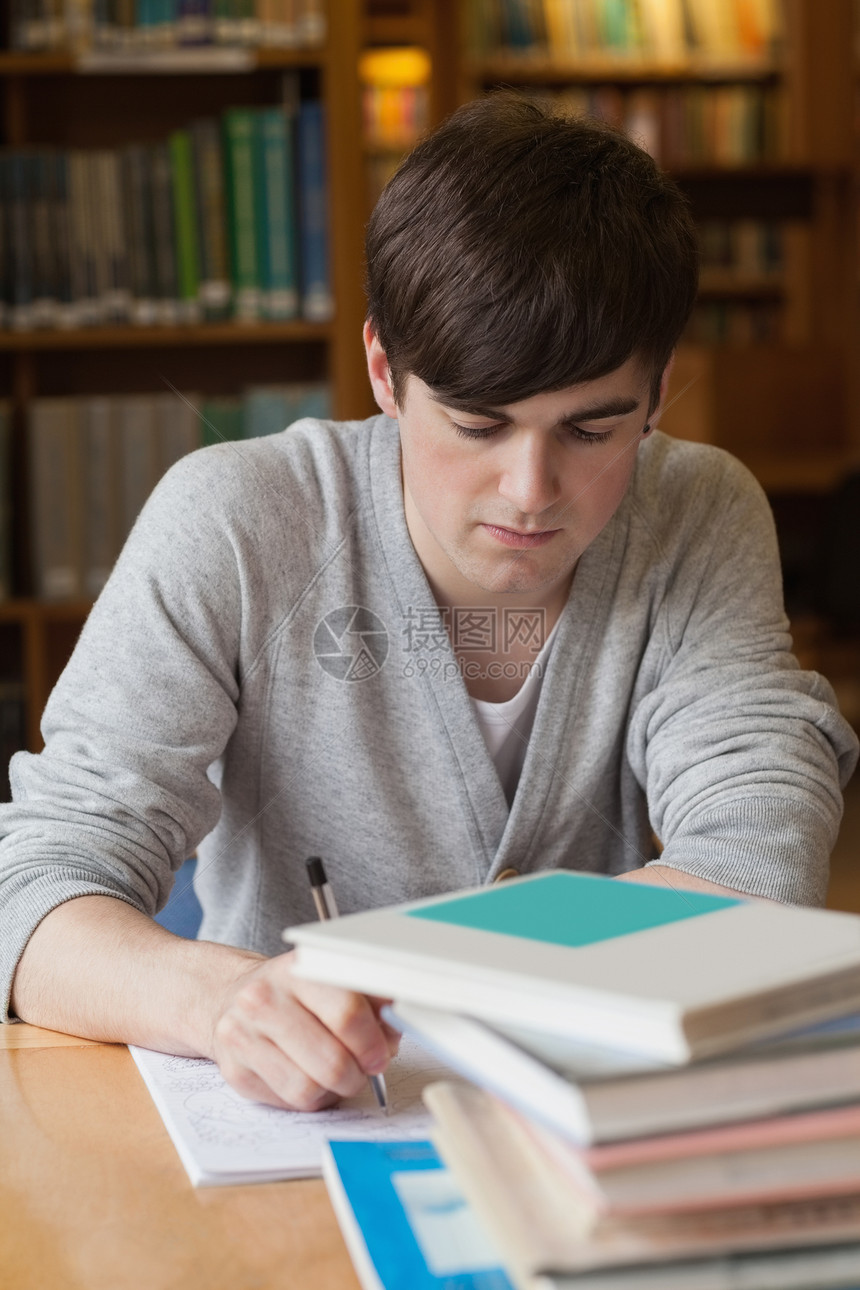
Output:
top-left (641, 423), bottom-right (652, 436)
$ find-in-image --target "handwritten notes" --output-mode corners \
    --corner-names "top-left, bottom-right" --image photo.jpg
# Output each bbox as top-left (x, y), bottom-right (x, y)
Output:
top-left (129, 1036), bottom-right (455, 1186)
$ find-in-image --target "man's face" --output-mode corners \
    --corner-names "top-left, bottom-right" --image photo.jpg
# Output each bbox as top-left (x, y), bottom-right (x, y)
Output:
top-left (376, 348), bottom-right (654, 607)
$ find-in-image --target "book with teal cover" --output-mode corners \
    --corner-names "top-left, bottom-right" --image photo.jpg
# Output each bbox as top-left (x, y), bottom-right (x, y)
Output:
top-left (287, 871), bottom-right (860, 1063)
top-left (322, 1139), bottom-right (513, 1290)
top-left (408, 872), bottom-right (737, 948)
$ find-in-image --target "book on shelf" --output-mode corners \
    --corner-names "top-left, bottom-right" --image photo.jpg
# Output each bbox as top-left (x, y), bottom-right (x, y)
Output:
top-left (463, 0), bottom-right (782, 65)
top-left (190, 118), bottom-right (232, 321)
top-left (698, 218), bottom-right (783, 280)
top-left (286, 871), bottom-right (860, 1064)
top-left (25, 384), bottom-right (330, 598)
top-left (386, 1000), bottom-right (860, 1147)
top-left (256, 105), bottom-right (300, 321)
top-left (518, 82), bottom-right (781, 168)
top-left (424, 1080), bottom-right (860, 1290)
top-left (169, 129), bottom-right (203, 324)
top-left (686, 299), bottom-right (782, 345)
top-left (28, 397), bottom-right (85, 599)
top-left (121, 144), bottom-right (160, 326)
top-left (223, 106), bottom-right (265, 322)
top-left (6, 0), bottom-right (327, 52)
top-left (242, 382), bottom-right (331, 436)
top-left (0, 99), bottom-right (325, 332)
top-left (322, 1138), bottom-right (514, 1290)
top-left (150, 140), bottom-right (182, 325)
top-left (296, 98), bottom-right (333, 323)
top-left (81, 396), bottom-right (121, 598)
top-left (200, 394), bottom-right (245, 446)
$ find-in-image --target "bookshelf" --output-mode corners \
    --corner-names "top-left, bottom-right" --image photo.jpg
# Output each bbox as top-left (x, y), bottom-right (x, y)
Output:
top-left (454, 0), bottom-right (860, 488)
top-left (1, 0), bottom-right (859, 765)
top-left (0, 0), bottom-right (375, 760)
top-left (359, 0), bottom-right (460, 211)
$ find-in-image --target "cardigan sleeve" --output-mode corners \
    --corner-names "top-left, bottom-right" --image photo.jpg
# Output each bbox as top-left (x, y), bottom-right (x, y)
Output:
top-left (626, 451), bottom-right (858, 905)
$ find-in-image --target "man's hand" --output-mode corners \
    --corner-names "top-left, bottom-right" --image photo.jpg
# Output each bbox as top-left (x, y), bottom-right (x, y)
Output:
top-left (211, 949), bottom-right (400, 1110)
top-left (11, 896), bottom-right (399, 1112)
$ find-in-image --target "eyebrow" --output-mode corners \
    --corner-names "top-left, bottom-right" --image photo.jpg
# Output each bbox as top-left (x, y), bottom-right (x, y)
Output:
top-left (432, 394), bottom-right (645, 423)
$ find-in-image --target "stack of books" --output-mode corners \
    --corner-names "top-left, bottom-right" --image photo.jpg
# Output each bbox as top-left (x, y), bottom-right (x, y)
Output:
top-left (463, 0), bottom-right (783, 66)
top-left (286, 872), bottom-right (860, 1289)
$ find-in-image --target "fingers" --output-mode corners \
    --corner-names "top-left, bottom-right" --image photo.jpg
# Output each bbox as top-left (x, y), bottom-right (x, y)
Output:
top-left (289, 973), bottom-right (393, 1074)
top-left (211, 952), bottom-right (395, 1111)
top-left (366, 995), bottom-right (402, 1056)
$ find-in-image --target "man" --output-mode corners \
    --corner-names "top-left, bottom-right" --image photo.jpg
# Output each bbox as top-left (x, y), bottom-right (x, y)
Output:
top-left (1, 95), bottom-right (856, 1112)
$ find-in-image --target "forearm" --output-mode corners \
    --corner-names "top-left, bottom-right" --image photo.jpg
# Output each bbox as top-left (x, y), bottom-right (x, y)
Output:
top-left (9, 895), bottom-right (263, 1055)
top-left (616, 863), bottom-right (750, 899)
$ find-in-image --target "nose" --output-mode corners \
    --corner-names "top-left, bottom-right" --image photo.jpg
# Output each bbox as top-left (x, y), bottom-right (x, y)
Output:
top-left (497, 433), bottom-right (561, 518)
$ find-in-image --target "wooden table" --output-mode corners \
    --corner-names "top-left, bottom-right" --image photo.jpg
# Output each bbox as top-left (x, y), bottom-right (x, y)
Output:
top-left (0, 1024), bottom-right (361, 1290)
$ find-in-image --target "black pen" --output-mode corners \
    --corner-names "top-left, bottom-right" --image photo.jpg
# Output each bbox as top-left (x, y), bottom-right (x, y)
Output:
top-left (305, 857), bottom-right (389, 1114)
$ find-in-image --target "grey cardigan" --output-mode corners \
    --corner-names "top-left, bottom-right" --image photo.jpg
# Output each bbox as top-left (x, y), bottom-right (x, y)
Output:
top-left (1, 416), bottom-right (856, 1018)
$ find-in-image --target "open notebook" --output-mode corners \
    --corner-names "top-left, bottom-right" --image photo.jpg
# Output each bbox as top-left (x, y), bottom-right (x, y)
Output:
top-left (129, 1034), bottom-right (456, 1186)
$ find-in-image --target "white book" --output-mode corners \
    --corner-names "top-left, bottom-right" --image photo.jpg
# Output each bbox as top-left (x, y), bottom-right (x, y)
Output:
top-left (286, 872), bottom-right (860, 1064)
top-left (387, 1001), bottom-right (860, 1146)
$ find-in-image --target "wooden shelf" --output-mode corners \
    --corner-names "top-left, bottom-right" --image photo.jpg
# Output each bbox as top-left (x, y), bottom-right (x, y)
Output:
top-left (364, 15), bottom-right (427, 46)
top-left (0, 322), bottom-right (331, 351)
top-left (0, 599), bottom-right (92, 623)
top-left (0, 46), bottom-right (329, 75)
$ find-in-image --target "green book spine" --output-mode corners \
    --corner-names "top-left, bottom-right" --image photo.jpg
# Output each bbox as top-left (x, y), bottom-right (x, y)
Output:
top-left (200, 397), bottom-right (243, 447)
top-left (222, 108), bottom-right (262, 322)
top-left (256, 107), bottom-right (299, 321)
top-left (168, 129), bottom-right (201, 323)
top-left (189, 118), bottom-right (231, 321)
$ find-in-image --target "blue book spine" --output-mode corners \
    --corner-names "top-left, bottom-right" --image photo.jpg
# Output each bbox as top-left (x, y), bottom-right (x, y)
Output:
top-left (323, 1140), bottom-right (513, 1290)
top-left (296, 99), bottom-right (333, 323)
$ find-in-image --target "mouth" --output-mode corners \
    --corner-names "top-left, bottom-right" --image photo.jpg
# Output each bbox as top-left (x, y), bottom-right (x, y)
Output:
top-left (482, 524), bottom-right (561, 549)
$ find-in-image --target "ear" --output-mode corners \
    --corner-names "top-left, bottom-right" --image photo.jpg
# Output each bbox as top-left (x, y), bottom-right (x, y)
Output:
top-left (647, 355), bottom-right (674, 429)
top-left (363, 321), bottom-right (399, 418)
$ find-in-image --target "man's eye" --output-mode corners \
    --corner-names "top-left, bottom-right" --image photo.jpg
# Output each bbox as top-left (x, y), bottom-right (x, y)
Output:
top-left (452, 422), bottom-right (501, 440)
top-left (571, 426), bottom-right (614, 444)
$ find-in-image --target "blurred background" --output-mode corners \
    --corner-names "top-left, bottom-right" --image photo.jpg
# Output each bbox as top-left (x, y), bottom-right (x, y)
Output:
top-left (1, 0), bottom-right (858, 908)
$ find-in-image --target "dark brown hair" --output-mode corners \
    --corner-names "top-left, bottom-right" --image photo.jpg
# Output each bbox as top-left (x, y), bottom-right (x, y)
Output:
top-left (365, 92), bottom-right (698, 412)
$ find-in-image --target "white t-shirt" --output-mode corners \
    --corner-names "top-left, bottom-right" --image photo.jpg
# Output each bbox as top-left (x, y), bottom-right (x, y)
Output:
top-left (471, 620), bottom-right (560, 804)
